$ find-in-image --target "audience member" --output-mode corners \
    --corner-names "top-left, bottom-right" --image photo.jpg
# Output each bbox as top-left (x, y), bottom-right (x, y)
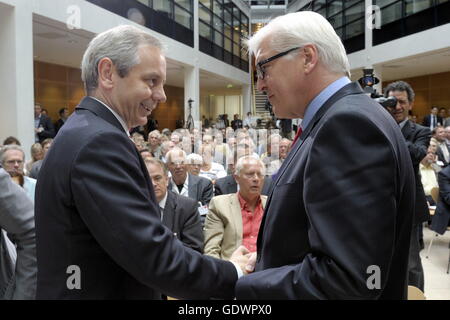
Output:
top-left (25, 143), bottom-right (44, 174)
top-left (422, 106), bottom-right (443, 131)
top-left (34, 103), bottom-right (55, 143)
top-left (3, 136), bottom-right (21, 146)
top-left (29, 138), bottom-right (53, 179)
top-left (198, 144), bottom-right (227, 183)
top-left (54, 108), bottom-right (69, 135)
top-left (204, 156), bottom-right (267, 260)
top-left (147, 130), bottom-right (162, 158)
top-left (186, 153), bottom-right (203, 176)
top-left (145, 158), bottom-right (203, 253)
top-left (0, 145), bottom-right (37, 202)
top-left (433, 126), bottom-right (449, 167)
top-left (268, 138), bottom-right (291, 175)
top-left (231, 114), bottom-right (243, 130)
top-left (0, 168), bottom-right (37, 299)
top-left (420, 148), bottom-right (439, 205)
top-left (431, 165), bottom-right (450, 235)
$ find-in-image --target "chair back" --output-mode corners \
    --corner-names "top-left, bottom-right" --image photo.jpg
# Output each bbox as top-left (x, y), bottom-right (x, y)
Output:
top-left (407, 285), bottom-right (426, 300)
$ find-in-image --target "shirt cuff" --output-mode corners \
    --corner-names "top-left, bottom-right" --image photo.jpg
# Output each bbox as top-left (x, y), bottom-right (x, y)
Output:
top-left (231, 261), bottom-right (243, 279)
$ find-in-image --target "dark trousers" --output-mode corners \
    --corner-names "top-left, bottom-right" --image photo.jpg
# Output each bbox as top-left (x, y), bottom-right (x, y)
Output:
top-left (408, 223), bottom-right (425, 291)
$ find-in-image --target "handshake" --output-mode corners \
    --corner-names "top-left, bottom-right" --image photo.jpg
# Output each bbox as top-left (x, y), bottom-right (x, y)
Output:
top-left (230, 246), bottom-right (257, 275)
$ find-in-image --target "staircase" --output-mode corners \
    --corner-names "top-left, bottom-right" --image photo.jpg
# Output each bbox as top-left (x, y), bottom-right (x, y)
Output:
top-left (254, 88), bottom-right (272, 127)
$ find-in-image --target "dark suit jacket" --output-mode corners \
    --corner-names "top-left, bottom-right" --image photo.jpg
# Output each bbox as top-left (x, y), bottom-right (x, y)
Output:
top-left (231, 119), bottom-right (243, 130)
top-left (436, 144), bottom-right (449, 167)
top-left (235, 82), bottom-right (415, 300)
top-left (162, 190), bottom-right (203, 253)
top-left (431, 166), bottom-right (450, 234)
top-left (214, 175), bottom-right (272, 197)
top-left (54, 119), bottom-right (65, 135)
top-left (36, 115), bottom-right (55, 143)
top-left (35, 97), bottom-right (237, 299)
top-left (401, 121), bottom-right (431, 224)
top-left (422, 114), bottom-right (443, 128)
top-left (169, 174), bottom-right (213, 206)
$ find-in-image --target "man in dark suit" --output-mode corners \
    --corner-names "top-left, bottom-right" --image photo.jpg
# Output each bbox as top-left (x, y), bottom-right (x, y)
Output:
top-left (34, 104), bottom-right (55, 143)
top-left (235, 11), bottom-right (415, 300)
top-left (231, 114), bottom-right (243, 130)
top-left (385, 81), bottom-right (431, 292)
top-left (34, 25), bottom-right (249, 300)
top-left (145, 157), bottom-right (203, 253)
top-left (422, 106), bottom-right (442, 131)
top-left (214, 174), bottom-right (272, 197)
top-left (54, 108), bottom-right (69, 135)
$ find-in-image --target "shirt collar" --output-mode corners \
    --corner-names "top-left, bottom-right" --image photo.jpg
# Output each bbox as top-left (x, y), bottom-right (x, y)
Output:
top-left (89, 96), bottom-right (130, 135)
top-left (237, 192), bottom-right (261, 210)
top-left (158, 191), bottom-right (168, 210)
top-left (302, 76), bottom-right (351, 130)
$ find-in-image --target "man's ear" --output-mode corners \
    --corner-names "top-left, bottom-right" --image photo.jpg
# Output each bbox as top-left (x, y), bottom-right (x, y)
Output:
top-left (97, 57), bottom-right (115, 90)
top-left (302, 45), bottom-right (319, 75)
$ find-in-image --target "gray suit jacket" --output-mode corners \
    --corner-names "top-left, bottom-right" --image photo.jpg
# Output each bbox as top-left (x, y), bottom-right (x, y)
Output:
top-left (169, 173), bottom-right (214, 206)
top-left (29, 160), bottom-right (43, 180)
top-left (162, 191), bottom-right (204, 253)
top-left (0, 169), bottom-right (37, 299)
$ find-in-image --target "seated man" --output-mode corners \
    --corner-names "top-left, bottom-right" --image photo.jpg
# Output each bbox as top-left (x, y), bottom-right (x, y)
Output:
top-left (0, 145), bottom-right (36, 202)
top-left (145, 158), bottom-right (203, 253)
top-left (166, 148), bottom-right (214, 224)
top-left (204, 156), bottom-right (267, 260)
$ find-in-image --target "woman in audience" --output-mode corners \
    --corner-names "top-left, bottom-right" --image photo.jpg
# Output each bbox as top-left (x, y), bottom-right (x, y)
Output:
top-left (198, 144), bottom-right (226, 183)
top-left (25, 143), bottom-right (44, 175)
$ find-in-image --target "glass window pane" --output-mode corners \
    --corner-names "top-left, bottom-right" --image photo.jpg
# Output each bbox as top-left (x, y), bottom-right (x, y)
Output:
top-left (199, 21), bottom-right (212, 40)
top-left (345, 0), bottom-right (361, 8)
top-left (317, 7), bottom-right (326, 17)
top-left (328, 13), bottom-right (343, 28)
top-left (213, 0), bottom-right (223, 18)
top-left (335, 26), bottom-right (343, 39)
top-left (199, 6), bottom-right (211, 22)
top-left (174, 6), bottom-right (191, 29)
top-left (175, 0), bottom-right (192, 12)
top-left (233, 5), bottom-right (240, 20)
top-left (345, 18), bottom-right (364, 38)
top-left (314, 0), bottom-right (326, 10)
top-left (153, 0), bottom-right (172, 16)
top-left (328, 1), bottom-right (343, 17)
top-left (224, 36), bottom-right (232, 52)
top-left (233, 41), bottom-right (240, 56)
top-left (242, 50), bottom-right (249, 62)
top-left (224, 24), bottom-right (232, 38)
top-left (375, 0), bottom-right (399, 9)
top-left (233, 25), bottom-right (240, 43)
top-left (213, 14), bottom-right (223, 31)
top-left (214, 31), bottom-right (223, 47)
top-left (137, 0), bottom-right (149, 6)
top-left (199, 0), bottom-right (211, 9)
top-left (405, 0), bottom-right (432, 16)
top-left (224, 8), bottom-right (232, 26)
top-left (381, 1), bottom-right (402, 25)
top-left (345, 1), bottom-right (364, 23)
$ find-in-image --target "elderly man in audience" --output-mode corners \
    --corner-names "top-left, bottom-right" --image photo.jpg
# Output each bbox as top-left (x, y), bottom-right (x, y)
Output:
top-left (186, 153), bottom-right (203, 176)
top-left (145, 158), bottom-right (203, 253)
top-left (29, 138), bottom-right (53, 179)
top-left (199, 144), bottom-right (227, 183)
top-left (166, 148), bottom-right (214, 223)
top-left (159, 140), bottom-right (175, 163)
top-left (204, 156), bottom-right (267, 260)
top-left (268, 138), bottom-right (292, 176)
top-left (0, 145), bottom-right (37, 202)
top-left (260, 133), bottom-right (281, 164)
top-left (147, 130), bottom-right (162, 159)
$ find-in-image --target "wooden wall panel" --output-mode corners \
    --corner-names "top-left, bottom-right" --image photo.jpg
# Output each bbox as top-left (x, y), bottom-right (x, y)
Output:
top-left (34, 61), bottom-right (184, 130)
top-left (383, 71), bottom-right (450, 123)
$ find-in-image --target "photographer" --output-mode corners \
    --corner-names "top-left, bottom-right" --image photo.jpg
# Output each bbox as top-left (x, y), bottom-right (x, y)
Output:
top-left (385, 81), bottom-right (431, 292)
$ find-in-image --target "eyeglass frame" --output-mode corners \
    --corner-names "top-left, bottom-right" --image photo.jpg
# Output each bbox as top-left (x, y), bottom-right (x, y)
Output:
top-left (256, 47), bottom-right (301, 80)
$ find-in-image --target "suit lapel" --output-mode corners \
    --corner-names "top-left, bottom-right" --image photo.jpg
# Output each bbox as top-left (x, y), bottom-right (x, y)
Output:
top-left (188, 174), bottom-right (198, 199)
top-left (230, 194), bottom-right (243, 244)
top-left (401, 120), bottom-right (413, 140)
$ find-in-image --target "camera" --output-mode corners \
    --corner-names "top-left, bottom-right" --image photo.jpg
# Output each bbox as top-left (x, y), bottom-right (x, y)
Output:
top-left (358, 69), bottom-right (397, 109)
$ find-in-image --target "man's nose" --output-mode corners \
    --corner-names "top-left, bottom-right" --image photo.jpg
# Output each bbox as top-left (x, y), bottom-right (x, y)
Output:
top-left (256, 78), bottom-right (266, 93)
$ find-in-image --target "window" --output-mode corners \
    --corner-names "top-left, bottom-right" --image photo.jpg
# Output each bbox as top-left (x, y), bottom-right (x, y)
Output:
top-left (174, 5), bottom-right (191, 29)
top-left (199, 21), bottom-right (212, 40)
top-left (153, 0), bottom-right (172, 16)
top-left (405, 0), bottom-right (432, 16)
top-left (380, 1), bottom-right (402, 25)
top-left (175, 0), bottom-right (192, 11)
top-left (328, 0), bottom-right (343, 16)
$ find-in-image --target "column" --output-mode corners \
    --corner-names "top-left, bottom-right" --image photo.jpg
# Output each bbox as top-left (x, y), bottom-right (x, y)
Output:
top-left (0, 1), bottom-right (34, 159)
top-left (184, 65), bottom-right (200, 128)
top-left (242, 84), bottom-right (252, 116)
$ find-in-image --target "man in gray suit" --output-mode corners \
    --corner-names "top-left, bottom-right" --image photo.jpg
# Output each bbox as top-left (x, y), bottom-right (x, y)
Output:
top-left (0, 168), bottom-right (37, 299)
top-left (145, 158), bottom-right (203, 253)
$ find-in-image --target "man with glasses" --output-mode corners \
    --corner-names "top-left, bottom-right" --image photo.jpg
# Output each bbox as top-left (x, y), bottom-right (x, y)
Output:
top-left (0, 145), bottom-right (36, 202)
top-left (236, 11), bottom-right (415, 300)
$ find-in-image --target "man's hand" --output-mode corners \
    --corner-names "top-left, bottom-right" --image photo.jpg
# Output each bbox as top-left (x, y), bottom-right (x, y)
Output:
top-left (245, 252), bottom-right (257, 274)
top-left (230, 246), bottom-right (251, 275)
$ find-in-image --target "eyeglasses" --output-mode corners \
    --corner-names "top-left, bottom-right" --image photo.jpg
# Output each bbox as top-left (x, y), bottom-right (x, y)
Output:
top-left (256, 47), bottom-right (301, 80)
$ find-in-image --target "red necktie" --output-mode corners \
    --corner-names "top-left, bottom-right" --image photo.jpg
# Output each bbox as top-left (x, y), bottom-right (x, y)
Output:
top-left (291, 127), bottom-right (303, 149)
